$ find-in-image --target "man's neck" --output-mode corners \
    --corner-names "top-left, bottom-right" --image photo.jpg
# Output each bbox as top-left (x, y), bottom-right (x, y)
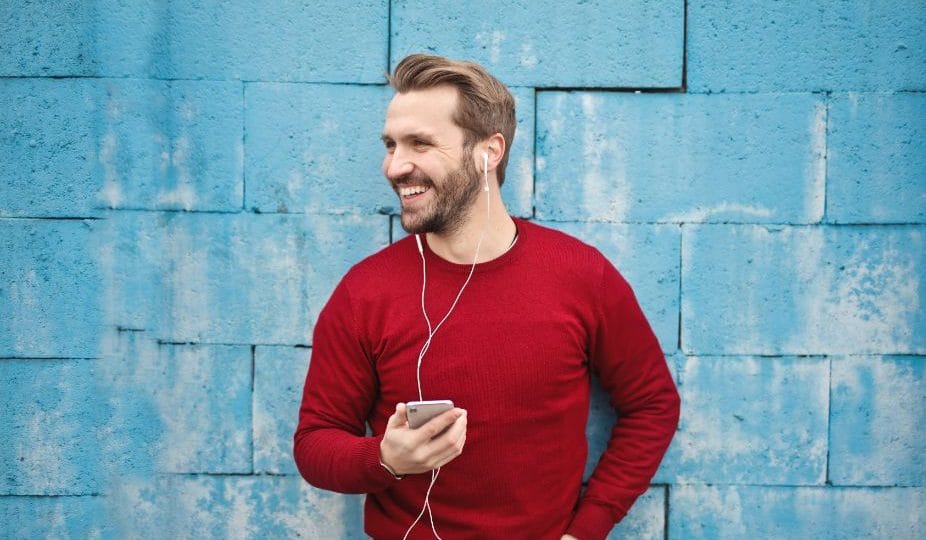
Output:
top-left (425, 193), bottom-right (517, 264)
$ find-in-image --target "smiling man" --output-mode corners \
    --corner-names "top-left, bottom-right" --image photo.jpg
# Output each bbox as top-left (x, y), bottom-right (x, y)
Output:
top-left (294, 54), bottom-right (680, 540)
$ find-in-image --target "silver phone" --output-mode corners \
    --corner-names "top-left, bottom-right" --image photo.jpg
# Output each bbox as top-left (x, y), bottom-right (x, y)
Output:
top-left (406, 400), bottom-right (454, 429)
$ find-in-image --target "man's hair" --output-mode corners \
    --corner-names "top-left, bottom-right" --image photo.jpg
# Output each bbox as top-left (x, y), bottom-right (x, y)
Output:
top-left (388, 53), bottom-right (517, 186)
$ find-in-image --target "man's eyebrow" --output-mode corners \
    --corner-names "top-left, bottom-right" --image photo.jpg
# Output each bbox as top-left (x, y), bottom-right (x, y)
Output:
top-left (381, 132), bottom-right (436, 143)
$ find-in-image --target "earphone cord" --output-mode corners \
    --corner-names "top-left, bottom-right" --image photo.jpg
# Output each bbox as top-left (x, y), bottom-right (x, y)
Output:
top-left (404, 155), bottom-right (492, 540)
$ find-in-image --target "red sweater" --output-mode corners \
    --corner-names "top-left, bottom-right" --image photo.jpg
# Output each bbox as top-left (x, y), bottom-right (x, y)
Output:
top-left (294, 218), bottom-right (679, 539)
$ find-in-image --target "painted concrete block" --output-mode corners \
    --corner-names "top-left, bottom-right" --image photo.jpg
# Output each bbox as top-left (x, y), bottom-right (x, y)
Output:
top-left (1, 1), bottom-right (388, 82)
top-left (254, 346), bottom-right (310, 474)
top-left (502, 87), bottom-right (535, 218)
top-left (0, 496), bottom-right (109, 538)
top-left (608, 486), bottom-right (664, 540)
top-left (670, 485), bottom-right (926, 538)
top-left (0, 78), bottom-right (243, 216)
top-left (92, 79), bottom-right (244, 211)
top-left (245, 83), bottom-right (394, 214)
top-left (536, 92), bottom-right (825, 224)
top-left (830, 355), bottom-right (925, 486)
top-left (0, 1), bottom-right (96, 76)
top-left (93, 212), bottom-right (389, 345)
top-left (0, 79), bottom-right (101, 217)
top-left (0, 219), bottom-right (102, 358)
top-left (0, 359), bottom-right (105, 495)
top-left (682, 225), bottom-right (926, 355)
top-left (688, 1), bottom-right (926, 92)
top-left (390, 0), bottom-right (683, 87)
top-left (654, 356), bottom-right (829, 485)
top-left (827, 92), bottom-right (926, 223)
top-left (545, 222), bottom-right (680, 352)
top-left (103, 474), bottom-right (364, 538)
top-left (95, 335), bottom-right (252, 474)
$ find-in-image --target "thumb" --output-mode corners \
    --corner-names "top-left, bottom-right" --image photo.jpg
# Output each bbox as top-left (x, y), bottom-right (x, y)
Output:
top-left (387, 402), bottom-right (408, 429)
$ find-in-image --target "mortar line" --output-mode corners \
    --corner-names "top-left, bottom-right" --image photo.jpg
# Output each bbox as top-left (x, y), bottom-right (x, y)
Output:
top-left (250, 344), bottom-right (256, 475)
top-left (823, 357), bottom-right (833, 486)
top-left (821, 91), bottom-right (831, 223)
top-left (241, 81), bottom-right (247, 211)
top-left (677, 224), bottom-right (684, 352)
top-left (531, 87), bottom-right (538, 219)
top-left (386, 0), bottom-right (393, 74)
top-left (681, 0), bottom-right (688, 92)
top-left (664, 484), bottom-right (671, 540)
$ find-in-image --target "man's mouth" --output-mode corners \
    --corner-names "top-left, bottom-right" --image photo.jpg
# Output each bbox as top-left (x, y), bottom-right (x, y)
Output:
top-left (398, 185), bottom-right (431, 200)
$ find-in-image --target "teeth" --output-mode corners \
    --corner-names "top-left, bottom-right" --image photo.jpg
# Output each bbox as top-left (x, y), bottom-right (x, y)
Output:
top-left (399, 185), bottom-right (428, 197)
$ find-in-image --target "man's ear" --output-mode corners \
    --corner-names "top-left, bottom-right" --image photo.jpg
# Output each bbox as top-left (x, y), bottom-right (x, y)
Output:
top-left (477, 133), bottom-right (506, 172)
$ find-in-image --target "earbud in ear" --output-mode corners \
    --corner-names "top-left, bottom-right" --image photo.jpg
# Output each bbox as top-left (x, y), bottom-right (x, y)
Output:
top-left (482, 152), bottom-right (489, 192)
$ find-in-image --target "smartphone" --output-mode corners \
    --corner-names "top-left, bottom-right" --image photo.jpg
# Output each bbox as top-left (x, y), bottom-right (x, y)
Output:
top-left (406, 400), bottom-right (454, 429)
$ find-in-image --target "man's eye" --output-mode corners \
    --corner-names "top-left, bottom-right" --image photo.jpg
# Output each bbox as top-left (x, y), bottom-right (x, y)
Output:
top-left (413, 139), bottom-right (429, 147)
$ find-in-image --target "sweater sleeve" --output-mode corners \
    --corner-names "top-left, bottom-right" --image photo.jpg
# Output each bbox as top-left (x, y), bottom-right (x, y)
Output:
top-left (293, 277), bottom-right (397, 494)
top-left (566, 258), bottom-right (681, 540)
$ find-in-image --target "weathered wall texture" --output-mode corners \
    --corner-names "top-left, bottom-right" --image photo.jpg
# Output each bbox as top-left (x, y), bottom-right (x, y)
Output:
top-left (2, 1), bottom-right (924, 538)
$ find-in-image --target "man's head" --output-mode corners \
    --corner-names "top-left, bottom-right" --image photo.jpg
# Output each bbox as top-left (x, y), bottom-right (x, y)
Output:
top-left (381, 54), bottom-right (516, 234)
top-left (388, 54), bottom-right (516, 185)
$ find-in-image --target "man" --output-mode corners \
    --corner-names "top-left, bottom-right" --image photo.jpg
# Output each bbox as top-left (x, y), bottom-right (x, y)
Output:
top-left (294, 53), bottom-right (680, 540)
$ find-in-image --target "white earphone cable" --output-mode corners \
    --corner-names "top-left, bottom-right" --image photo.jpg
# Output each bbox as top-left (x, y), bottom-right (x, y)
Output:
top-left (404, 152), bottom-right (491, 540)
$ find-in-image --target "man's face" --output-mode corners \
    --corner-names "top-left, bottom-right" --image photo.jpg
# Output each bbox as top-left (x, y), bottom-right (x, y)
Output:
top-left (381, 86), bottom-right (482, 235)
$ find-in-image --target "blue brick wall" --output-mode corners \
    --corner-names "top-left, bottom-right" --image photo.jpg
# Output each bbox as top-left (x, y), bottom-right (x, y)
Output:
top-left (1, 1), bottom-right (923, 538)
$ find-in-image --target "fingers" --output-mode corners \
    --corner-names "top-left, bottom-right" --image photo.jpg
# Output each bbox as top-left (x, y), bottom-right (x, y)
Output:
top-left (419, 407), bottom-right (465, 440)
top-left (422, 411), bottom-right (467, 469)
top-left (386, 402), bottom-right (408, 430)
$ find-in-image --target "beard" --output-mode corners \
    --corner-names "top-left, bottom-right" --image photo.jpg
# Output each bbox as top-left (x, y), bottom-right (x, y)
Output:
top-left (396, 158), bottom-right (483, 235)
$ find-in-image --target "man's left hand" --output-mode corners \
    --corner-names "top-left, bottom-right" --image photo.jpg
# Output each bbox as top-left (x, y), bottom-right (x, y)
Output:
top-left (561, 535), bottom-right (578, 540)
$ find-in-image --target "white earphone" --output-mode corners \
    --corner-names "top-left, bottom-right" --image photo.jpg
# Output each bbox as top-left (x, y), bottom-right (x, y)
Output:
top-left (404, 148), bottom-right (493, 539)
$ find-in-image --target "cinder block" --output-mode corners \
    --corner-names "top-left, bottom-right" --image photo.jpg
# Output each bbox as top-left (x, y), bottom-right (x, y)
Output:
top-left (254, 346), bottom-right (310, 474)
top-left (0, 78), bottom-right (244, 216)
top-left (245, 83), bottom-right (394, 214)
top-left (0, 495), bottom-right (109, 538)
top-left (0, 359), bottom-right (105, 495)
top-left (94, 212), bottom-right (389, 345)
top-left (830, 355), bottom-right (926, 486)
top-left (92, 79), bottom-right (244, 211)
top-left (687, 1), bottom-right (926, 92)
top-left (502, 87), bottom-right (534, 218)
top-left (97, 337), bottom-right (252, 474)
top-left (1, 1), bottom-right (389, 82)
top-left (655, 356), bottom-right (829, 485)
top-left (682, 225), bottom-right (926, 355)
top-left (536, 92), bottom-right (825, 223)
top-left (544, 222), bottom-right (680, 352)
top-left (103, 474), bottom-right (364, 538)
top-left (0, 79), bottom-right (102, 217)
top-left (0, 1), bottom-right (96, 76)
top-left (609, 486), bottom-right (664, 540)
top-left (0, 219), bottom-right (102, 358)
top-left (670, 485), bottom-right (926, 538)
top-left (390, 0), bottom-right (683, 87)
top-left (827, 93), bottom-right (926, 223)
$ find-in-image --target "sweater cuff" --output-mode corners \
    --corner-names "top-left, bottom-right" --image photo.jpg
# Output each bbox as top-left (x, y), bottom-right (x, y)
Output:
top-left (356, 434), bottom-right (400, 493)
top-left (566, 501), bottom-right (619, 540)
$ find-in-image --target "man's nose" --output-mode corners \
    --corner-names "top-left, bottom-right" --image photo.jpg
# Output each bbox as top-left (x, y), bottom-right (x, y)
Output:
top-left (384, 150), bottom-right (414, 181)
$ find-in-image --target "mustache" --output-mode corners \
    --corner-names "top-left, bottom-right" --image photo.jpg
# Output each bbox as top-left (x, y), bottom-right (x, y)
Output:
top-left (392, 173), bottom-right (434, 188)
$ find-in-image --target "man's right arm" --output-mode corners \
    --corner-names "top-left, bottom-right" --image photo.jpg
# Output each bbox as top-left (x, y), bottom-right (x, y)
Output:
top-left (293, 279), bottom-right (397, 494)
top-left (293, 278), bottom-right (468, 493)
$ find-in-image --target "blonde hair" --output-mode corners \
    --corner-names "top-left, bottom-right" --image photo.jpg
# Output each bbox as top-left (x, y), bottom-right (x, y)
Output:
top-left (389, 54), bottom-right (517, 186)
